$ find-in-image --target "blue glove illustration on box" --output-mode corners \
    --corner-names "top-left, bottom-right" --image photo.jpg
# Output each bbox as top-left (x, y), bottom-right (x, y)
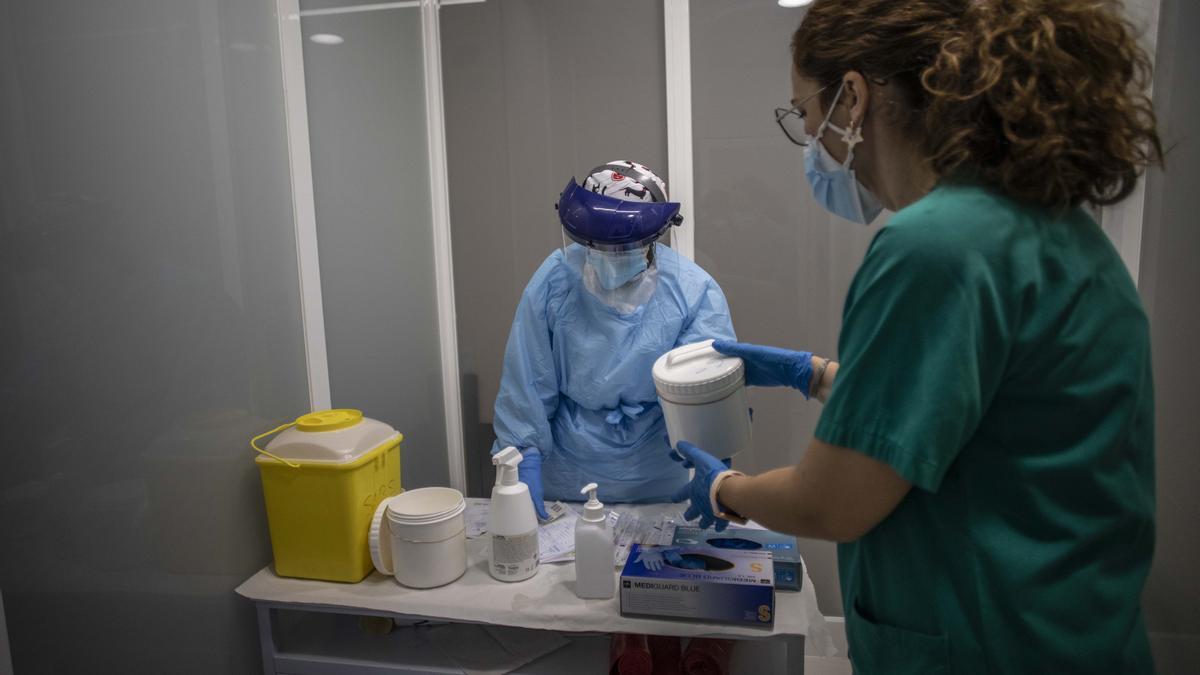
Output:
top-left (634, 547), bottom-right (681, 571)
top-left (635, 546), bottom-right (732, 572)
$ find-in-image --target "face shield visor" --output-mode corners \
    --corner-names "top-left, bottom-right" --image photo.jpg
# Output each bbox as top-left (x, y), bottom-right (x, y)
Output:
top-left (556, 177), bottom-right (684, 312)
top-left (558, 177), bottom-right (682, 253)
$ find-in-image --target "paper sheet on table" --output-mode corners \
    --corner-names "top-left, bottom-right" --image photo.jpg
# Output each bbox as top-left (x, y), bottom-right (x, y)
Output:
top-left (466, 499), bottom-right (572, 540)
top-left (537, 511), bottom-right (578, 563)
top-left (465, 499), bottom-right (579, 562)
top-left (465, 498), bottom-right (491, 538)
top-left (425, 623), bottom-right (569, 675)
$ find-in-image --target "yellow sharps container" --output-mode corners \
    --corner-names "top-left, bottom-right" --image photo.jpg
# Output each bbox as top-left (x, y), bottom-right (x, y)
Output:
top-left (254, 409), bottom-right (402, 582)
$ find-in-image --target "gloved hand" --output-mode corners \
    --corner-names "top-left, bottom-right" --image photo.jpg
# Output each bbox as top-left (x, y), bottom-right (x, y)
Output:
top-left (712, 340), bottom-right (815, 397)
top-left (662, 435), bottom-right (732, 470)
top-left (517, 447), bottom-right (551, 521)
top-left (636, 547), bottom-right (667, 571)
top-left (670, 440), bottom-right (735, 533)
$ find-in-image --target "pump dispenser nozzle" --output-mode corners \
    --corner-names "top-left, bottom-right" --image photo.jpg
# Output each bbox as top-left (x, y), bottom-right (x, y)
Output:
top-left (493, 446), bottom-right (523, 486)
top-left (580, 482), bottom-right (605, 522)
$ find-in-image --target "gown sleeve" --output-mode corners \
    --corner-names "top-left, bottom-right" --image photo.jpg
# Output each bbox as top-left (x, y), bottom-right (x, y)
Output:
top-left (491, 260), bottom-right (562, 457)
top-left (677, 275), bottom-right (737, 346)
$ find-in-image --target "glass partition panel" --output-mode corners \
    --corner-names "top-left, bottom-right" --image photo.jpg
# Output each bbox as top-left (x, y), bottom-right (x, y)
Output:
top-left (298, 0), bottom-right (449, 488)
top-left (441, 0), bottom-right (669, 496)
top-left (0, 0), bottom-right (308, 670)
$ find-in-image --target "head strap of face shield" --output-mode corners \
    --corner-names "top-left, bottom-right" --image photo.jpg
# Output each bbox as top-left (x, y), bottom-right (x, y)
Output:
top-left (556, 178), bottom-right (683, 252)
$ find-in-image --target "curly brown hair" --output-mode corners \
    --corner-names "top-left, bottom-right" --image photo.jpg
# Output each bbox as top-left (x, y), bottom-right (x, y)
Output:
top-left (792, 0), bottom-right (1163, 209)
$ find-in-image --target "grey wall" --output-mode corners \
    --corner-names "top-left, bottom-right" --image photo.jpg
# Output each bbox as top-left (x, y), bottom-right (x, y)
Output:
top-left (0, 0), bottom-right (306, 672)
top-left (440, 0), bottom-right (668, 496)
top-left (1139, 0), bottom-right (1200, 671)
top-left (298, 3), bottom-right (449, 489)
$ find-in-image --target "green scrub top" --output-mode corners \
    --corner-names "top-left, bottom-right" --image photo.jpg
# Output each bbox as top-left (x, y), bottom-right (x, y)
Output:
top-left (814, 183), bottom-right (1155, 674)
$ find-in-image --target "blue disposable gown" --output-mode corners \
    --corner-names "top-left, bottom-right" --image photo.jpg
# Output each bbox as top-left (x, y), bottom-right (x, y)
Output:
top-left (491, 243), bottom-right (736, 504)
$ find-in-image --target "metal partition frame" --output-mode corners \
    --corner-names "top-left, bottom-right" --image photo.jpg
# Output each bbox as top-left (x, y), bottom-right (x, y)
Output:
top-left (277, 0), bottom-right (333, 412)
top-left (419, 0), bottom-right (467, 492)
top-left (664, 0), bottom-right (696, 261)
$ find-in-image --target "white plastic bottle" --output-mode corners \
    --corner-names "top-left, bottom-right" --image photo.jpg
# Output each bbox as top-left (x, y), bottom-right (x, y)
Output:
top-left (488, 446), bottom-right (539, 582)
top-left (574, 483), bottom-right (615, 599)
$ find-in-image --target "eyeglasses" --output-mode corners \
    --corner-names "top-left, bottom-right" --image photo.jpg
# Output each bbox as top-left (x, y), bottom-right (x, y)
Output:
top-left (774, 83), bottom-right (832, 147)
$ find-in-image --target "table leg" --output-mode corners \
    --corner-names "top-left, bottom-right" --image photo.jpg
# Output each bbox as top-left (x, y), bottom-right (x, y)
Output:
top-left (256, 603), bottom-right (277, 675)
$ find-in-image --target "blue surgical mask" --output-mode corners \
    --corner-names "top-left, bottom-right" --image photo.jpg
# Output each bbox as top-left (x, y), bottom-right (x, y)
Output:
top-left (803, 83), bottom-right (883, 225)
top-left (587, 248), bottom-right (649, 290)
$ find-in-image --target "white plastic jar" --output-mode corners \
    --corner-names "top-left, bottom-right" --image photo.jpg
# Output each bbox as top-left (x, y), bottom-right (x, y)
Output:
top-left (653, 340), bottom-right (753, 459)
top-left (369, 487), bottom-right (467, 588)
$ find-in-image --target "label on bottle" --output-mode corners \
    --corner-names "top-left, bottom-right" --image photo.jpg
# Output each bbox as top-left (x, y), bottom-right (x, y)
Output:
top-left (491, 530), bottom-right (539, 578)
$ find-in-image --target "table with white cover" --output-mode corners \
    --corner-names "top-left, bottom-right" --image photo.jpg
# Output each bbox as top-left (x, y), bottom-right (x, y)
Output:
top-left (236, 503), bottom-right (833, 674)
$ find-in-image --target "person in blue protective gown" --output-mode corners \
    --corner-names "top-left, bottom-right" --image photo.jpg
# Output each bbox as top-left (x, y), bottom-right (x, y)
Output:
top-left (492, 161), bottom-right (740, 675)
top-left (491, 161), bottom-right (736, 518)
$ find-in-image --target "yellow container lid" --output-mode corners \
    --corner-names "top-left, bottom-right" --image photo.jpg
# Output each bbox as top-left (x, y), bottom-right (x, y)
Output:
top-left (257, 410), bottom-right (399, 465)
top-left (295, 409), bottom-right (363, 432)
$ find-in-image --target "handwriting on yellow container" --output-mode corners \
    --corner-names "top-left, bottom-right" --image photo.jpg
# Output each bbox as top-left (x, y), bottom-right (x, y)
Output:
top-left (253, 409), bottom-right (403, 582)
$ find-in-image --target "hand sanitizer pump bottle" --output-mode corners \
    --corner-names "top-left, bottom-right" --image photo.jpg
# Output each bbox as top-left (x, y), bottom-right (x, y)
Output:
top-left (574, 483), bottom-right (615, 599)
top-left (488, 447), bottom-right (539, 582)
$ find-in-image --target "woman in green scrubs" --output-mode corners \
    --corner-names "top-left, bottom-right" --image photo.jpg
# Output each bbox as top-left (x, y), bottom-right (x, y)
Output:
top-left (670, 1), bottom-right (1162, 672)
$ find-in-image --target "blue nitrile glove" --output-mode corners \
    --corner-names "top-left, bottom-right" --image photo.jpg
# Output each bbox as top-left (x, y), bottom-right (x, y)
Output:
top-left (712, 340), bottom-right (815, 398)
top-left (636, 547), bottom-right (666, 571)
top-left (663, 434), bottom-right (732, 470)
top-left (670, 440), bottom-right (734, 533)
top-left (517, 447), bottom-right (551, 521)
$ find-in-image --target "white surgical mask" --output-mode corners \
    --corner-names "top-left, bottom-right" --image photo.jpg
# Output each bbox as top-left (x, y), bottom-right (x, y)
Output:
top-left (586, 248), bottom-right (649, 290)
top-left (803, 82), bottom-right (883, 225)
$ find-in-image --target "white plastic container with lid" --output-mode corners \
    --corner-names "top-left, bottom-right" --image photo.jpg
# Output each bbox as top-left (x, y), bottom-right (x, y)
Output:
top-left (652, 339), bottom-right (752, 460)
top-left (368, 487), bottom-right (467, 588)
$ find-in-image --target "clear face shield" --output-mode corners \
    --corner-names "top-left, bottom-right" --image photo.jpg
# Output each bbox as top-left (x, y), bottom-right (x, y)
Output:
top-left (561, 232), bottom-right (677, 313)
top-left (556, 177), bottom-right (683, 313)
